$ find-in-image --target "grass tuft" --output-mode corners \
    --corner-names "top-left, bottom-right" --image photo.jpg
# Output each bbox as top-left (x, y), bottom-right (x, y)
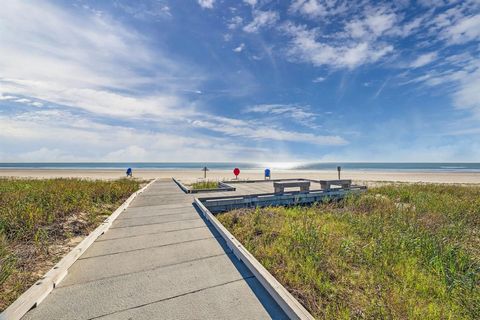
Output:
top-left (217, 184), bottom-right (480, 319)
top-left (190, 180), bottom-right (219, 190)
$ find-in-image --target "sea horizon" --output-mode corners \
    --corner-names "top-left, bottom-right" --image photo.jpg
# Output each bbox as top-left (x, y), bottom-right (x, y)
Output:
top-left (1, 162), bottom-right (480, 172)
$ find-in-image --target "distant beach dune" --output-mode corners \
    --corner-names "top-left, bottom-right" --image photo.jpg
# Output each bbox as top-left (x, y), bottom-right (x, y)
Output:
top-left (1, 169), bottom-right (479, 184)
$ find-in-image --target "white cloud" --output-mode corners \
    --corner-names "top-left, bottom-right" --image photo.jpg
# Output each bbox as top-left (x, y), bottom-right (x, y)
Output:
top-left (282, 23), bottom-right (393, 69)
top-left (0, 0), bottom-right (198, 119)
top-left (243, 10), bottom-right (279, 33)
top-left (247, 104), bottom-right (315, 119)
top-left (410, 52), bottom-right (438, 68)
top-left (0, 95), bottom-right (16, 100)
top-left (197, 0), bottom-right (215, 9)
top-left (191, 115), bottom-right (346, 145)
top-left (0, 79), bottom-right (185, 118)
top-left (15, 98), bottom-right (31, 104)
top-left (233, 43), bottom-right (246, 53)
top-left (453, 67), bottom-right (480, 117)
top-left (0, 94), bottom-right (44, 107)
top-left (389, 16), bottom-right (424, 37)
top-left (0, 110), bottom-right (272, 162)
top-left (425, 4), bottom-right (480, 46)
top-left (279, 5), bottom-right (401, 70)
top-left (290, 0), bottom-right (326, 18)
top-left (364, 8), bottom-right (396, 37)
top-left (245, 103), bottom-right (320, 129)
top-left (228, 16), bottom-right (243, 29)
top-left (312, 76), bottom-right (326, 83)
top-left (289, 0), bottom-right (349, 19)
top-left (405, 57), bottom-right (480, 118)
top-left (444, 14), bottom-right (480, 44)
top-left (344, 7), bottom-right (397, 40)
top-left (114, 1), bottom-right (172, 19)
top-left (244, 0), bottom-right (257, 7)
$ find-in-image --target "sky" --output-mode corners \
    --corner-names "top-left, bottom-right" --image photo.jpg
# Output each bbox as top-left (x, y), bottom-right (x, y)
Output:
top-left (0, 0), bottom-right (479, 162)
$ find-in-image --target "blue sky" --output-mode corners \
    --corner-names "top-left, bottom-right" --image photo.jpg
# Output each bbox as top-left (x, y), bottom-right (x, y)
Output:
top-left (0, 0), bottom-right (479, 162)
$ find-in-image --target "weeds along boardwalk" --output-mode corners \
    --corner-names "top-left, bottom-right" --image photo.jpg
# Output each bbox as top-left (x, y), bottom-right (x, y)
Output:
top-left (215, 183), bottom-right (480, 319)
top-left (17, 180), bottom-right (287, 320)
top-left (0, 178), bottom-right (143, 315)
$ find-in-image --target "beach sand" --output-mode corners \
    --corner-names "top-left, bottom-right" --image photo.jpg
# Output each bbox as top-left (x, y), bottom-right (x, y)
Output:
top-left (1, 169), bottom-right (479, 184)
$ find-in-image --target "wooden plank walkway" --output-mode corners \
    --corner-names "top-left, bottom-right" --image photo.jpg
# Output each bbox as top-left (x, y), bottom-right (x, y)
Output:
top-left (22, 180), bottom-right (286, 320)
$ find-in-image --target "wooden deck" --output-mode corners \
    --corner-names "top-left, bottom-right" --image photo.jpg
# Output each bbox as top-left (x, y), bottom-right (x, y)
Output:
top-left (198, 180), bottom-right (366, 213)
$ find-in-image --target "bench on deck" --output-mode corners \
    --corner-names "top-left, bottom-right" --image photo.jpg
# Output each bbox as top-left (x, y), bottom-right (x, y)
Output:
top-left (319, 179), bottom-right (352, 190)
top-left (274, 180), bottom-right (310, 194)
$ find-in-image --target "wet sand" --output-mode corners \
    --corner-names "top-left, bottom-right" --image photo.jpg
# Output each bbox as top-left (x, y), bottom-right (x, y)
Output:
top-left (1, 169), bottom-right (479, 184)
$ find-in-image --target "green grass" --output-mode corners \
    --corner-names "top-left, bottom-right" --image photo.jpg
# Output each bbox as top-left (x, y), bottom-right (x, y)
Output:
top-left (0, 178), bottom-right (142, 311)
top-left (190, 180), bottom-right (219, 190)
top-left (217, 184), bottom-right (480, 319)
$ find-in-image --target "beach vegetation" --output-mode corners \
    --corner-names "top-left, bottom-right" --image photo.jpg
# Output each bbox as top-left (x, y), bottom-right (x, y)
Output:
top-left (0, 178), bottom-right (142, 311)
top-left (217, 184), bottom-right (480, 319)
top-left (190, 180), bottom-right (219, 190)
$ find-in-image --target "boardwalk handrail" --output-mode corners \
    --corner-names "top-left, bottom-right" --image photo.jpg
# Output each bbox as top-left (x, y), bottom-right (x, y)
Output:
top-left (198, 185), bottom-right (367, 202)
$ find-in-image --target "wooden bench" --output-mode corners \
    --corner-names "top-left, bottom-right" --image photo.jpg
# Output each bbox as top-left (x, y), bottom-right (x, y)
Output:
top-left (274, 180), bottom-right (310, 194)
top-left (319, 179), bottom-right (352, 190)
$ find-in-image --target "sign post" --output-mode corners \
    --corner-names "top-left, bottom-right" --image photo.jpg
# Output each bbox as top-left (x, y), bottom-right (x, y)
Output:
top-left (202, 166), bottom-right (209, 179)
top-left (233, 167), bottom-right (240, 179)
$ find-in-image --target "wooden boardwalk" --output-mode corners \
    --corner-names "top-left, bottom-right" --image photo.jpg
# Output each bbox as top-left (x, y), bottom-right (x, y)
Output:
top-left (22, 180), bottom-right (287, 320)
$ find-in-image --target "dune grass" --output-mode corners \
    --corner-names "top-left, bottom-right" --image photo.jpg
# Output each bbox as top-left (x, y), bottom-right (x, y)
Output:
top-left (0, 178), bottom-right (142, 311)
top-left (217, 184), bottom-right (480, 319)
top-left (190, 180), bottom-right (219, 190)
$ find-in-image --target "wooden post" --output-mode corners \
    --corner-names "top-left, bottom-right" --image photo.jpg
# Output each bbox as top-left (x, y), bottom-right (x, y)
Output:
top-left (202, 166), bottom-right (209, 179)
top-left (337, 166), bottom-right (341, 180)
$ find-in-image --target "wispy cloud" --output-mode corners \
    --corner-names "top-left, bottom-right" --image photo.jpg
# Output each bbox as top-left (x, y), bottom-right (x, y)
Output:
top-left (244, 10), bottom-right (279, 33)
top-left (410, 52), bottom-right (438, 68)
top-left (114, 0), bottom-right (172, 19)
top-left (0, 0), bottom-right (205, 121)
top-left (197, 0), bottom-right (215, 9)
top-left (0, 110), bottom-right (270, 162)
top-left (445, 14), bottom-right (480, 44)
top-left (373, 78), bottom-right (390, 99)
top-left (243, 0), bottom-right (257, 7)
top-left (228, 16), bottom-right (243, 29)
top-left (233, 43), bottom-right (246, 53)
top-left (453, 67), bottom-right (480, 117)
top-left (245, 104), bottom-right (321, 129)
top-left (312, 77), bottom-right (326, 83)
top-left (191, 115), bottom-right (346, 145)
top-left (281, 22), bottom-right (393, 69)
top-left (289, 0), bottom-right (349, 19)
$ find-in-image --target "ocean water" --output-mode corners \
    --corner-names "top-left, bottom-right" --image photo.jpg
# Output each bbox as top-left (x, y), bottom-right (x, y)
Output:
top-left (0, 162), bottom-right (480, 172)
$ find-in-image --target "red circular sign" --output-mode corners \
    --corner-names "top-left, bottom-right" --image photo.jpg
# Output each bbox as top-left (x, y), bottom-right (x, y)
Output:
top-left (233, 168), bottom-right (240, 176)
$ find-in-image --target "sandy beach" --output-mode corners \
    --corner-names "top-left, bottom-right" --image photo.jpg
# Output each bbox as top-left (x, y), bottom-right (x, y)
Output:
top-left (1, 169), bottom-right (479, 184)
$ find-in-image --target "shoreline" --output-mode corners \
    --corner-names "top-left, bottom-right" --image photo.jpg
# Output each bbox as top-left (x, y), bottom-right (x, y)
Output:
top-left (1, 169), bottom-right (479, 184)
